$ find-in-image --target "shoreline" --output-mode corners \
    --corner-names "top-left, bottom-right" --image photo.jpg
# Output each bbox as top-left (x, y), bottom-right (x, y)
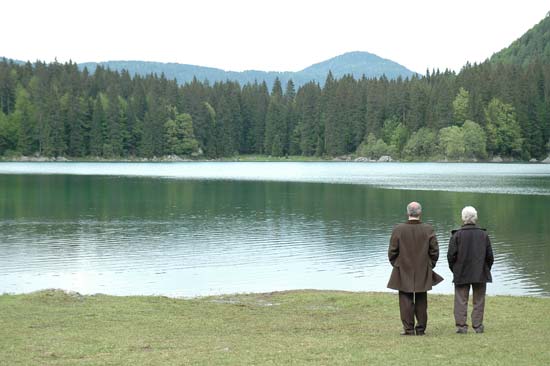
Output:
top-left (2, 154), bottom-right (550, 163)
top-left (3, 288), bottom-right (549, 299)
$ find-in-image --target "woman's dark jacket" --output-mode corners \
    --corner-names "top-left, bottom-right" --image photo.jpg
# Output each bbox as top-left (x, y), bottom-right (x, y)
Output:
top-left (447, 224), bottom-right (494, 285)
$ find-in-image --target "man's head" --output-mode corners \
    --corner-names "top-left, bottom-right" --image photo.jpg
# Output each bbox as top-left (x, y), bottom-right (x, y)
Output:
top-left (461, 206), bottom-right (478, 224)
top-left (407, 201), bottom-right (422, 219)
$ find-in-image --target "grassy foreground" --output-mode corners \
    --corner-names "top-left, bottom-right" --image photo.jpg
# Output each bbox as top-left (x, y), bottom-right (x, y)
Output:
top-left (1, 290), bottom-right (548, 365)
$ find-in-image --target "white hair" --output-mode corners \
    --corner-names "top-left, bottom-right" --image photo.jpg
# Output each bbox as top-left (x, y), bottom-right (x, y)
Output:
top-left (407, 202), bottom-right (422, 217)
top-left (461, 206), bottom-right (478, 224)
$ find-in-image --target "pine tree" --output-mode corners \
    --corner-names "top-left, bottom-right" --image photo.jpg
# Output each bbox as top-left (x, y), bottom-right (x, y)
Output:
top-left (200, 102), bottom-right (217, 158)
top-left (14, 86), bottom-right (37, 155)
top-left (89, 97), bottom-right (105, 156)
top-left (264, 78), bottom-right (287, 156)
top-left (0, 63), bottom-right (17, 115)
top-left (252, 82), bottom-right (269, 154)
top-left (295, 82), bottom-right (322, 156)
top-left (453, 87), bottom-right (470, 124)
top-left (62, 92), bottom-right (86, 157)
top-left (105, 91), bottom-right (123, 157)
top-left (284, 79), bottom-right (297, 155)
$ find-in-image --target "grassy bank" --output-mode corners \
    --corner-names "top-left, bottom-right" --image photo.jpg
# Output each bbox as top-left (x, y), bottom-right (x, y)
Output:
top-left (1, 290), bottom-right (548, 365)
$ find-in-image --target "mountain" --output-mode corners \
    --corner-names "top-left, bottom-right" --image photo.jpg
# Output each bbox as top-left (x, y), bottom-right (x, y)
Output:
top-left (299, 51), bottom-right (414, 81)
top-left (490, 11), bottom-right (550, 65)
top-left (78, 51), bottom-right (416, 87)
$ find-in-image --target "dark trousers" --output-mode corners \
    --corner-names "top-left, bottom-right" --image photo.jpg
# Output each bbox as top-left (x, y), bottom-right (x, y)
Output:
top-left (454, 283), bottom-right (486, 330)
top-left (398, 291), bottom-right (427, 333)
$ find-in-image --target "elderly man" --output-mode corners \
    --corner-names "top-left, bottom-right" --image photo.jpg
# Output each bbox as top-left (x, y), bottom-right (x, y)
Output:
top-left (448, 206), bottom-right (494, 334)
top-left (387, 201), bottom-right (443, 336)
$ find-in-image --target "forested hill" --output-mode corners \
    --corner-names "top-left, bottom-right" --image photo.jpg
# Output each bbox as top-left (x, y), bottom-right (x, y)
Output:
top-left (1, 15), bottom-right (549, 162)
top-left (490, 12), bottom-right (550, 65)
top-left (78, 51), bottom-right (416, 87)
top-left (1, 57), bottom-right (549, 161)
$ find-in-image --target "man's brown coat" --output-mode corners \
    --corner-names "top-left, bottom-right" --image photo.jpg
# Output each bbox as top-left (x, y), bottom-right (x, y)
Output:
top-left (387, 220), bottom-right (443, 292)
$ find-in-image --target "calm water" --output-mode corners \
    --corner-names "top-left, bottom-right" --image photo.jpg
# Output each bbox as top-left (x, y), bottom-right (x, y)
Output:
top-left (0, 162), bottom-right (549, 297)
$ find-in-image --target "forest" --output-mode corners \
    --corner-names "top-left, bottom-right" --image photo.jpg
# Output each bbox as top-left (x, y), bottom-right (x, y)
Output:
top-left (0, 57), bottom-right (549, 161)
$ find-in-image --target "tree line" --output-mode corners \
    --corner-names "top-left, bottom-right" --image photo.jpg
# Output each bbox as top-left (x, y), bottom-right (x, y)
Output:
top-left (0, 58), bottom-right (549, 160)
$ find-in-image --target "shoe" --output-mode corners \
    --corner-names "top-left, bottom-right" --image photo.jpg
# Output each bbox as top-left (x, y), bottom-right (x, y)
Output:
top-left (456, 327), bottom-right (468, 334)
top-left (474, 325), bottom-right (484, 334)
top-left (416, 331), bottom-right (425, 336)
top-left (400, 331), bottom-right (415, 336)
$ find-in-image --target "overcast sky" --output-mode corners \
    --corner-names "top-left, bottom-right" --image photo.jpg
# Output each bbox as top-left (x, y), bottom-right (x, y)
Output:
top-left (2, 0), bottom-right (548, 74)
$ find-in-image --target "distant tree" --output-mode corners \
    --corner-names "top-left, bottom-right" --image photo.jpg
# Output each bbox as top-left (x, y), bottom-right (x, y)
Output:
top-left (485, 98), bottom-right (523, 157)
top-left (285, 79), bottom-right (298, 155)
top-left (439, 125), bottom-right (465, 159)
top-left (381, 117), bottom-right (400, 144)
top-left (61, 92), bottom-right (86, 157)
top-left (105, 92), bottom-right (124, 157)
top-left (253, 82), bottom-right (270, 154)
top-left (295, 82), bottom-right (322, 156)
top-left (48, 90), bottom-right (66, 157)
top-left (407, 78), bottom-right (429, 131)
top-left (462, 120), bottom-right (487, 159)
top-left (0, 65), bottom-right (17, 115)
top-left (323, 72), bottom-right (346, 156)
top-left (200, 102), bottom-right (217, 158)
top-left (164, 110), bottom-right (199, 156)
top-left (389, 123), bottom-right (409, 157)
top-left (0, 111), bottom-right (18, 155)
top-left (264, 78), bottom-right (287, 156)
top-left (14, 86), bottom-right (37, 155)
top-left (380, 117), bottom-right (409, 156)
top-left (240, 84), bottom-right (257, 154)
top-left (213, 93), bottom-right (235, 157)
top-left (402, 128), bottom-right (438, 159)
top-left (89, 97), bottom-right (105, 156)
top-left (452, 87), bottom-right (470, 124)
top-left (357, 133), bottom-right (393, 159)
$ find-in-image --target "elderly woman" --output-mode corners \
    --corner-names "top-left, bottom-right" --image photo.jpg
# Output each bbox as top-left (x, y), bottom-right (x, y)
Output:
top-left (447, 206), bottom-right (494, 334)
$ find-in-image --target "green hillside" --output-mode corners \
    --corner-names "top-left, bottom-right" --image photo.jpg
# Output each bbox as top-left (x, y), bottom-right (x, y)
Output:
top-left (490, 12), bottom-right (550, 65)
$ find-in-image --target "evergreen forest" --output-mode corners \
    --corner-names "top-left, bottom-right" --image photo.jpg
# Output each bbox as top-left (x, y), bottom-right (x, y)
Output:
top-left (0, 57), bottom-right (549, 161)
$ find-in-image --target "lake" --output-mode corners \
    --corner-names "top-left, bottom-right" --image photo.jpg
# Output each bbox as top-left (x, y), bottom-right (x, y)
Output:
top-left (0, 162), bottom-right (549, 297)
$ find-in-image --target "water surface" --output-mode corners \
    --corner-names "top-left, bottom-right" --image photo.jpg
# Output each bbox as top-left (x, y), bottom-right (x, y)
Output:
top-left (0, 162), bottom-right (549, 297)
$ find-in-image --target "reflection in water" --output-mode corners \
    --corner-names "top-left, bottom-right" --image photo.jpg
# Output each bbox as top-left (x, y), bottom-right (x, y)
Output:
top-left (0, 169), bottom-right (549, 297)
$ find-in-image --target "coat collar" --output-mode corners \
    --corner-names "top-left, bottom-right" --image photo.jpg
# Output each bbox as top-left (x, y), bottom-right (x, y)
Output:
top-left (452, 223), bottom-right (486, 234)
top-left (406, 219), bottom-right (422, 224)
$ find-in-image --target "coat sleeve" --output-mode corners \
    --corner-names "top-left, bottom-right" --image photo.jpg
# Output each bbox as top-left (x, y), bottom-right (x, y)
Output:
top-left (486, 234), bottom-right (494, 269)
top-left (428, 230), bottom-right (439, 268)
top-left (447, 232), bottom-right (458, 270)
top-left (388, 229), bottom-right (399, 266)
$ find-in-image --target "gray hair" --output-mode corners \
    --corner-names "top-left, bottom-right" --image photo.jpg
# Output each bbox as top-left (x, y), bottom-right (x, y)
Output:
top-left (407, 202), bottom-right (422, 217)
top-left (461, 206), bottom-right (478, 224)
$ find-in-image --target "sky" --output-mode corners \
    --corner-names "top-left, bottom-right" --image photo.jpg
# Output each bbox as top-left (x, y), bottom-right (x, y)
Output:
top-left (2, 0), bottom-right (549, 74)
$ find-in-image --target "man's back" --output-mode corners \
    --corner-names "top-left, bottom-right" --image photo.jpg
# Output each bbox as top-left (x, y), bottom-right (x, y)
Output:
top-left (387, 220), bottom-right (440, 292)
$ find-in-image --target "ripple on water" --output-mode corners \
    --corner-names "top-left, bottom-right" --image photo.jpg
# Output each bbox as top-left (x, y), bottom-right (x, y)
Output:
top-left (1, 164), bottom-right (550, 296)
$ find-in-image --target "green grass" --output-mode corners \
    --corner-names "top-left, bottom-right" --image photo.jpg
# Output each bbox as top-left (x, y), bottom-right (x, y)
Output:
top-left (1, 290), bottom-right (548, 365)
